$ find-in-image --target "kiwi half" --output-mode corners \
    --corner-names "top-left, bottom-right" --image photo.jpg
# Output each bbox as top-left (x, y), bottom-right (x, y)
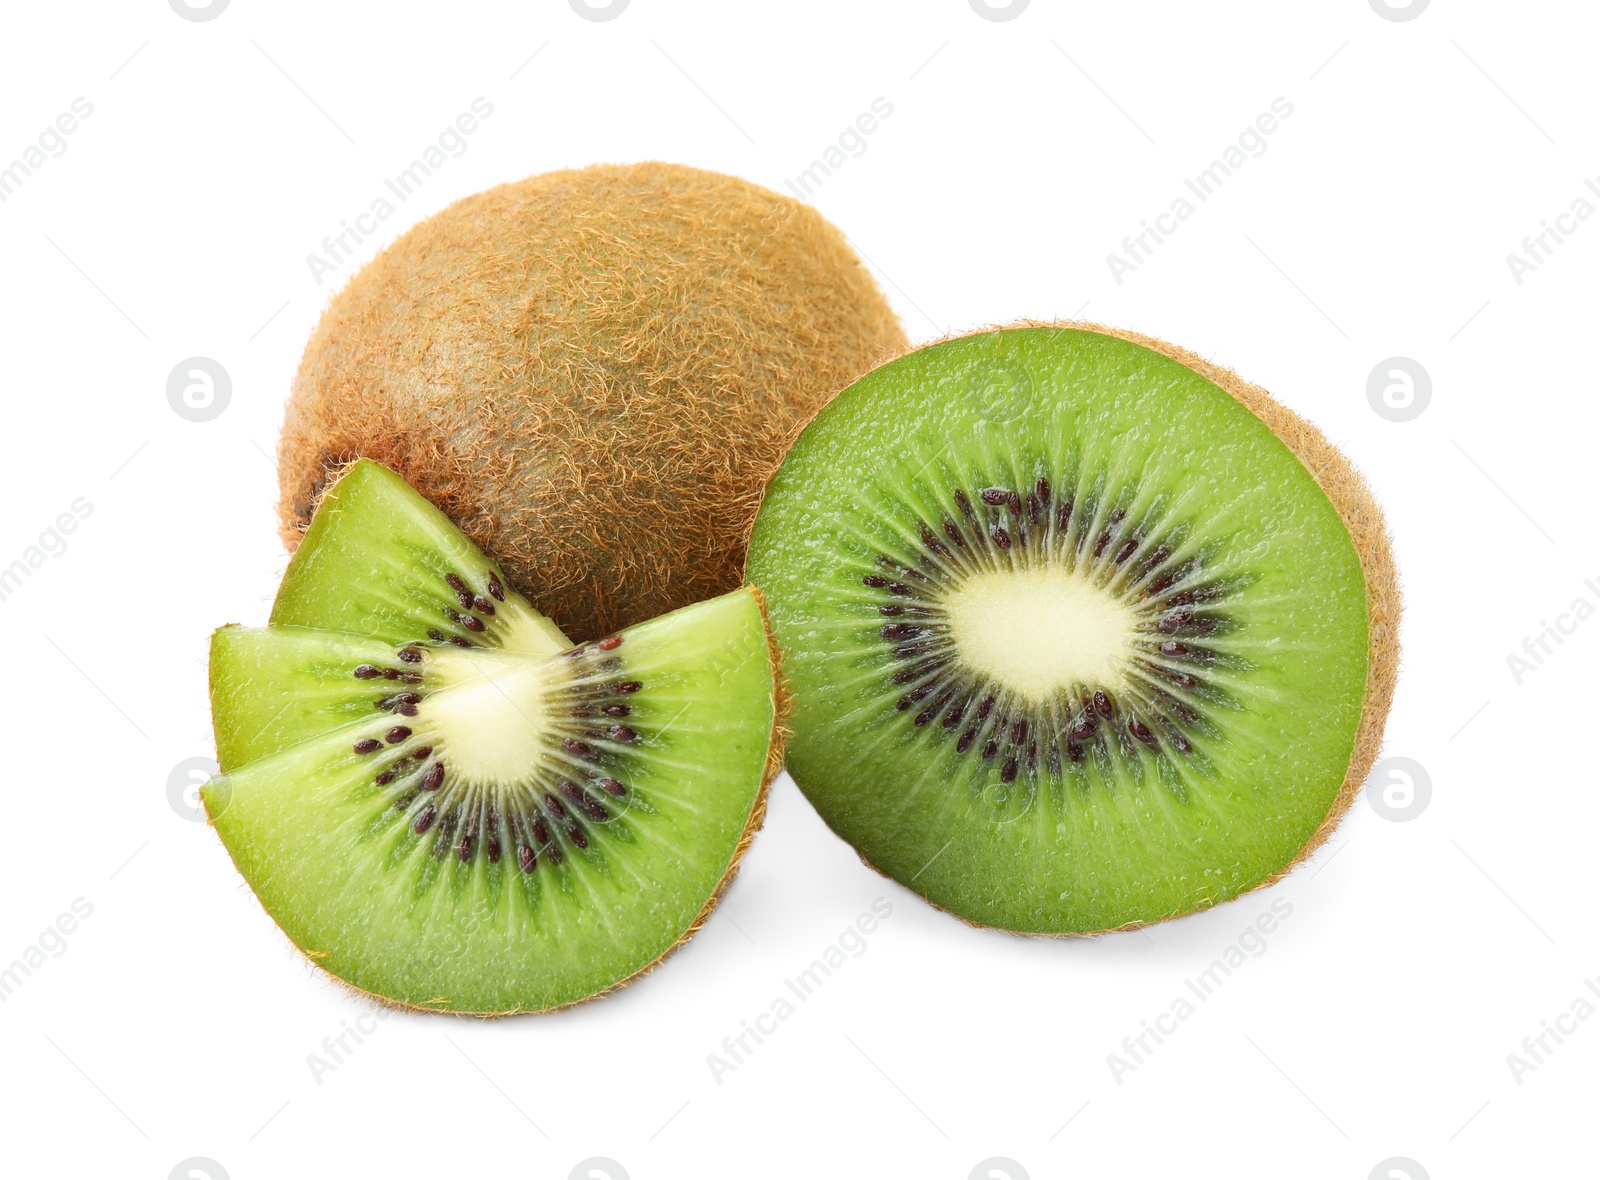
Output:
top-left (746, 324), bottom-right (1398, 934)
top-left (206, 461), bottom-right (782, 1013)
top-left (279, 161), bottom-right (908, 642)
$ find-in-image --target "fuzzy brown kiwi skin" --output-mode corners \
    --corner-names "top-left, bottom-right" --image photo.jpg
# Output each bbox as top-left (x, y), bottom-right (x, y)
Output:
top-left (278, 161), bottom-right (909, 645)
top-left (205, 587), bottom-right (792, 1017)
top-left (773, 321), bottom-right (1402, 938)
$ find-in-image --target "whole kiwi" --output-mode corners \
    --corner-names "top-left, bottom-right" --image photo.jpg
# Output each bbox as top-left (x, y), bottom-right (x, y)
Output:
top-left (279, 162), bottom-right (908, 640)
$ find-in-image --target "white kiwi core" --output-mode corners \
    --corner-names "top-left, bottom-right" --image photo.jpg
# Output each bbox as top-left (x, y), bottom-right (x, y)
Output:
top-left (944, 568), bottom-right (1136, 702)
top-left (425, 649), bottom-right (558, 786)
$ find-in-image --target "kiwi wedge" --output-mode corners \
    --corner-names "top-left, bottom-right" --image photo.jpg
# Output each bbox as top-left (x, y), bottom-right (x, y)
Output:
top-left (746, 324), bottom-right (1398, 934)
top-left (206, 461), bottom-right (781, 1013)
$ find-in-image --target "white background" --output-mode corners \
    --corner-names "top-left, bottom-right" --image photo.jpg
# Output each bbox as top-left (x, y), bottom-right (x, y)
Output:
top-left (0, 2), bottom-right (1593, 1177)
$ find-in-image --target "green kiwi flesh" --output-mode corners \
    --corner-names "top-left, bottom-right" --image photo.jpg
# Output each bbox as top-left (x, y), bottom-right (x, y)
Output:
top-left (746, 326), bottom-right (1378, 934)
top-left (207, 462), bottom-right (777, 1013)
top-left (269, 458), bottom-right (572, 657)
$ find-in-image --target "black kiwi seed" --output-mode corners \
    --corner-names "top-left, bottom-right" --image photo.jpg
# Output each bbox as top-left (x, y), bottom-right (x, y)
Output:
top-left (422, 764), bottom-right (444, 791)
top-left (413, 806), bottom-right (437, 834)
top-left (599, 778), bottom-right (627, 797)
top-left (397, 648), bottom-right (423, 664)
top-left (385, 726), bottom-right (412, 744)
top-left (354, 738), bottom-right (382, 755)
top-left (487, 573), bottom-right (505, 601)
top-left (353, 665), bottom-right (381, 680)
top-left (517, 843), bottom-right (536, 872)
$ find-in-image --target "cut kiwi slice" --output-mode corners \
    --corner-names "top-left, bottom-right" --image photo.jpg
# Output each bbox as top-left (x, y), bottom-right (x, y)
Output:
top-left (206, 462), bottom-right (780, 1013)
top-left (746, 324), bottom-right (1398, 934)
top-left (271, 458), bottom-right (572, 656)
